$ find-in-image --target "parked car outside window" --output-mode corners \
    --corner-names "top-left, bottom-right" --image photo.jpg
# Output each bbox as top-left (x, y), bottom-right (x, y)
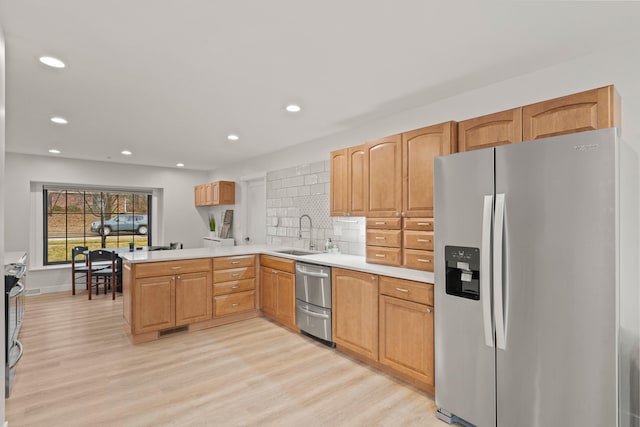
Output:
top-left (90, 214), bottom-right (148, 236)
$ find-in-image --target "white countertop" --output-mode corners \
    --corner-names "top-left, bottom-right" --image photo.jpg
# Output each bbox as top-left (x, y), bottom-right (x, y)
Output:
top-left (120, 245), bottom-right (434, 284)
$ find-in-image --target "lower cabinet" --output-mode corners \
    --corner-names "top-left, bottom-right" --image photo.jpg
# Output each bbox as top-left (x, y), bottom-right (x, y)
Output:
top-left (378, 276), bottom-right (434, 392)
top-left (213, 255), bottom-right (257, 318)
top-left (124, 258), bottom-right (213, 339)
top-left (332, 268), bottom-right (379, 362)
top-left (260, 255), bottom-right (296, 330)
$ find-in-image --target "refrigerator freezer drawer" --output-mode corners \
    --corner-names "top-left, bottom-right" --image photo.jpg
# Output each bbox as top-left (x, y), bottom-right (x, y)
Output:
top-left (403, 249), bottom-right (434, 272)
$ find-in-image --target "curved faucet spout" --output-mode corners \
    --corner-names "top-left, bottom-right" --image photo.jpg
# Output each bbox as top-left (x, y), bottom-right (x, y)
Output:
top-left (299, 214), bottom-right (312, 240)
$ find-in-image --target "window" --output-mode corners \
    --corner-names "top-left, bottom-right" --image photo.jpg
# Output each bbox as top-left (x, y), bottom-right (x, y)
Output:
top-left (43, 188), bottom-right (152, 265)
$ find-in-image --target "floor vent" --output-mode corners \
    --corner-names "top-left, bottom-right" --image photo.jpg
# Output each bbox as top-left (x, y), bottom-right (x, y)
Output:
top-left (25, 288), bottom-right (41, 295)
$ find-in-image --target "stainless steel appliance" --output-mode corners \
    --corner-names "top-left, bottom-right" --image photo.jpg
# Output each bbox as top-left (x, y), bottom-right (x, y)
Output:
top-left (434, 128), bottom-right (639, 427)
top-left (5, 254), bottom-right (27, 398)
top-left (295, 262), bottom-right (333, 345)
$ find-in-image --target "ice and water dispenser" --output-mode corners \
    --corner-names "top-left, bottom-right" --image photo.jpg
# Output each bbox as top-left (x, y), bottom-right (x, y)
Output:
top-left (445, 246), bottom-right (480, 300)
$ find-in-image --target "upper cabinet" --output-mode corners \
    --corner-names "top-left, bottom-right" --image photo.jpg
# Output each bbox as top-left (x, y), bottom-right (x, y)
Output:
top-left (457, 108), bottom-right (522, 152)
top-left (194, 181), bottom-right (235, 207)
top-left (330, 149), bottom-right (348, 216)
top-left (366, 135), bottom-right (403, 217)
top-left (458, 85), bottom-right (621, 152)
top-left (402, 122), bottom-right (457, 218)
top-left (522, 85), bottom-right (621, 141)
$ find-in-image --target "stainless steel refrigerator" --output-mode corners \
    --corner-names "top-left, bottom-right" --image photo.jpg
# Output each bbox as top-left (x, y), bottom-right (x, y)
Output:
top-left (433, 128), bottom-right (639, 427)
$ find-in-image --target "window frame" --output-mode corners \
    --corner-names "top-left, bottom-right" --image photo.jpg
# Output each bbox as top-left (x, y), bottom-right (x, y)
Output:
top-left (42, 187), bottom-right (153, 265)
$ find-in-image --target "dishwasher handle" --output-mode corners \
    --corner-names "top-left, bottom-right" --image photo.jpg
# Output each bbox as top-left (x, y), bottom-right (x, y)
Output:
top-left (298, 306), bottom-right (330, 319)
top-left (296, 265), bottom-right (329, 278)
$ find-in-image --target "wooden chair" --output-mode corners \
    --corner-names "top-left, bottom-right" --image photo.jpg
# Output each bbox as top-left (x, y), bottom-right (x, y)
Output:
top-left (88, 249), bottom-right (120, 300)
top-left (71, 246), bottom-right (89, 295)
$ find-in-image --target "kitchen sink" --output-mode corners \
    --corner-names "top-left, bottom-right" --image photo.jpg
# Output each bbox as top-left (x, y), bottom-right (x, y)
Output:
top-left (273, 249), bottom-right (317, 256)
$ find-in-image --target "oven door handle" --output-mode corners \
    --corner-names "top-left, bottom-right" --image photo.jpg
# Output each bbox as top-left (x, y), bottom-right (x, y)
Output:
top-left (295, 266), bottom-right (329, 278)
top-left (298, 306), bottom-right (330, 319)
top-left (9, 339), bottom-right (23, 369)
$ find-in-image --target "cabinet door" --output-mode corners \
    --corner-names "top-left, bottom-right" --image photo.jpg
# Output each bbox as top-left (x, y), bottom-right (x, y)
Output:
top-left (175, 271), bottom-right (212, 326)
top-left (194, 185), bottom-right (204, 207)
top-left (366, 135), bottom-right (402, 217)
top-left (260, 266), bottom-right (277, 317)
top-left (275, 271), bottom-right (295, 329)
top-left (458, 107), bottom-right (522, 152)
top-left (211, 182), bottom-right (220, 205)
top-left (218, 181), bottom-right (236, 205)
top-left (332, 268), bottom-right (379, 361)
top-left (379, 295), bottom-right (434, 389)
top-left (402, 122), bottom-right (456, 217)
top-left (348, 144), bottom-right (368, 216)
top-left (523, 85), bottom-right (620, 141)
top-left (135, 275), bottom-right (175, 334)
top-left (330, 149), bottom-right (348, 216)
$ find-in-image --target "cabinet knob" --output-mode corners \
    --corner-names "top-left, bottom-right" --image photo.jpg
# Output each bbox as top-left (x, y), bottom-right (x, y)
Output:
top-left (427, 307), bottom-right (432, 313)
top-left (232, 303), bottom-right (239, 308)
top-left (371, 276), bottom-right (376, 281)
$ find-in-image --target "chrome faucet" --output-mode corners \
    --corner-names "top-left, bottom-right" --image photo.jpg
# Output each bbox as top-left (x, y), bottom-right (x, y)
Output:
top-left (299, 214), bottom-right (315, 249)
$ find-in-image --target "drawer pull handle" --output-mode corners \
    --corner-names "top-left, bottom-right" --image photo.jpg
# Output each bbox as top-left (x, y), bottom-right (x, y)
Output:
top-left (418, 259), bottom-right (431, 263)
top-left (231, 261), bottom-right (240, 265)
top-left (170, 266), bottom-right (182, 270)
top-left (417, 239), bottom-right (431, 243)
top-left (231, 303), bottom-right (239, 307)
top-left (417, 222), bottom-right (431, 226)
top-left (375, 222), bottom-right (386, 225)
top-left (375, 237), bottom-right (385, 240)
top-left (375, 254), bottom-right (386, 258)
top-left (231, 285), bottom-right (240, 289)
top-left (231, 273), bottom-right (240, 277)
top-left (395, 287), bottom-right (409, 293)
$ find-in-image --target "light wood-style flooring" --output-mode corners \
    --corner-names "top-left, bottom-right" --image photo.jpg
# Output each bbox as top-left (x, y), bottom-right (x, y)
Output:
top-left (6, 292), bottom-right (444, 426)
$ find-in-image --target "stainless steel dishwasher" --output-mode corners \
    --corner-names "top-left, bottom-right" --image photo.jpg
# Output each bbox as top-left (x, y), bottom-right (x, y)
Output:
top-left (295, 262), bottom-right (334, 346)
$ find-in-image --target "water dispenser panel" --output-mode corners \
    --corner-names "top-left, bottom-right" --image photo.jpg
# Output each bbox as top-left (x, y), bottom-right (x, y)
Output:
top-left (445, 246), bottom-right (480, 300)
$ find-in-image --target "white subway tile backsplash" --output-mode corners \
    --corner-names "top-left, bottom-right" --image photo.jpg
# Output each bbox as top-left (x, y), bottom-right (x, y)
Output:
top-left (265, 162), bottom-right (365, 255)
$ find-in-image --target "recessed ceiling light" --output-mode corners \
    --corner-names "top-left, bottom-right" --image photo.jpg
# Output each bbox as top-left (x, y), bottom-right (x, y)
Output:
top-left (285, 104), bottom-right (301, 113)
top-left (50, 116), bottom-right (68, 124)
top-left (176, 163), bottom-right (184, 167)
top-left (121, 150), bottom-right (132, 156)
top-left (227, 134), bottom-right (239, 141)
top-left (39, 56), bottom-right (66, 68)
top-left (48, 149), bottom-right (61, 154)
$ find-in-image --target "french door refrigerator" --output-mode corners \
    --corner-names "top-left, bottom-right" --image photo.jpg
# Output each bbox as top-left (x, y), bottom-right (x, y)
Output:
top-left (433, 128), bottom-right (639, 427)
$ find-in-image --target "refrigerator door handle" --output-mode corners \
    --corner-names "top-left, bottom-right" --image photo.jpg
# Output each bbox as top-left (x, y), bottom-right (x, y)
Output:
top-left (494, 193), bottom-right (507, 350)
top-left (482, 194), bottom-right (494, 348)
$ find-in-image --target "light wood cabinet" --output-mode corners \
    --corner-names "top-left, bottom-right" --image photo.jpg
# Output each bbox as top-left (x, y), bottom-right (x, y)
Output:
top-left (128, 259), bottom-right (213, 336)
top-left (458, 107), bottom-right (523, 152)
top-left (523, 85), bottom-right (620, 140)
top-left (366, 135), bottom-right (403, 217)
top-left (213, 255), bottom-right (257, 318)
top-left (402, 122), bottom-right (456, 217)
top-left (194, 180), bottom-right (235, 207)
top-left (330, 145), bottom-right (368, 216)
top-left (332, 268), bottom-right (379, 362)
top-left (123, 258), bottom-right (212, 342)
top-left (260, 255), bottom-right (296, 330)
top-left (379, 276), bottom-right (434, 392)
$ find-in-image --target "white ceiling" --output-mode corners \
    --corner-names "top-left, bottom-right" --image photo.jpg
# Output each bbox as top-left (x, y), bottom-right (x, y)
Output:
top-left (1, 1), bottom-right (640, 171)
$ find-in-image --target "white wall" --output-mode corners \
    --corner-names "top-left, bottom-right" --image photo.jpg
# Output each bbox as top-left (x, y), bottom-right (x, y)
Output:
top-left (0, 20), bottom-right (7, 415)
top-left (4, 153), bottom-right (209, 293)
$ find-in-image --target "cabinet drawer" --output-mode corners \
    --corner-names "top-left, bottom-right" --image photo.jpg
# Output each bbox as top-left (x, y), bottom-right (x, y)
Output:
top-left (366, 246), bottom-right (401, 266)
top-left (135, 258), bottom-right (212, 278)
top-left (213, 255), bottom-right (256, 271)
top-left (379, 276), bottom-right (433, 305)
top-left (403, 230), bottom-right (434, 251)
top-left (367, 218), bottom-right (402, 230)
top-left (403, 249), bottom-right (434, 272)
top-left (367, 229), bottom-right (401, 248)
top-left (213, 267), bottom-right (255, 283)
top-left (403, 218), bottom-right (434, 231)
top-left (213, 278), bottom-right (256, 296)
top-left (214, 291), bottom-right (256, 317)
top-left (260, 255), bottom-right (295, 273)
